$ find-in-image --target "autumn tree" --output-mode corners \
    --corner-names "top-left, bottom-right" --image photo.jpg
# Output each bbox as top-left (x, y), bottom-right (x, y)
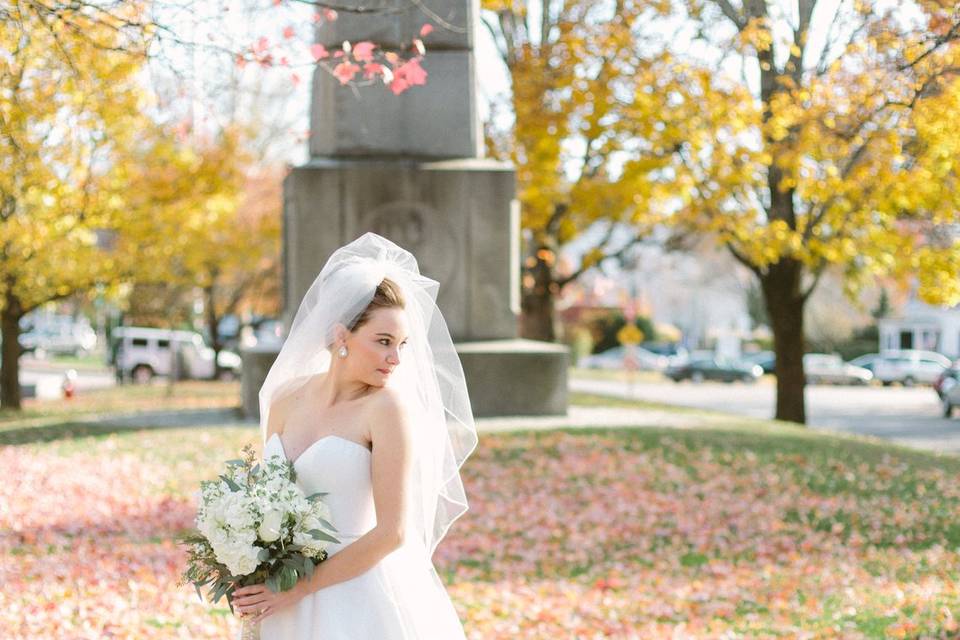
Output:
top-left (615, 0), bottom-right (960, 422)
top-left (482, 0), bottom-right (679, 341)
top-left (0, 6), bottom-right (247, 408)
top-left (187, 168), bottom-right (282, 378)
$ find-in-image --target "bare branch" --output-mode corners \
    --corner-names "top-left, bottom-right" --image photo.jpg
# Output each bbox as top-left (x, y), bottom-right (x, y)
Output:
top-left (710, 0), bottom-right (745, 31)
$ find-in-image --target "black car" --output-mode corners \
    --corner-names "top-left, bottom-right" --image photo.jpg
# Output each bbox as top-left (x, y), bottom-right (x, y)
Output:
top-left (666, 356), bottom-right (764, 383)
top-left (743, 350), bottom-right (776, 374)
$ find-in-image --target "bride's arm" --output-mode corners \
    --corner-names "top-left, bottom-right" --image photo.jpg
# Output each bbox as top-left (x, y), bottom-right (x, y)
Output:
top-left (297, 387), bottom-right (413, 592)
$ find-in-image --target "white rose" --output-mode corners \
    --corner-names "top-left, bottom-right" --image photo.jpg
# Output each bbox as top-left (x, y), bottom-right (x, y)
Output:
top-left (258, 509), bottom-right (284, 542)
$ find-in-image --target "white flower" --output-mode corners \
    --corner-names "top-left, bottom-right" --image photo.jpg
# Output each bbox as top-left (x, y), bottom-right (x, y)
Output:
top-left (258, 509), bottom-right (284, 542)
top-left (212, 535), bottom-right (261, 575)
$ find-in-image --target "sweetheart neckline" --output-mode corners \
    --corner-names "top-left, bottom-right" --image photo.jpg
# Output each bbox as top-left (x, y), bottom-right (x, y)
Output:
top-left (268, 432), bottom-right (372, 466)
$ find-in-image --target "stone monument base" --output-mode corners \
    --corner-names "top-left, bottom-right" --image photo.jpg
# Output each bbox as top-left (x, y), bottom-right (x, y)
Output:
top-left (456, 339), bottom-right (568, 417)
top-left (239, 345), bottom-right (280, 420)
top-left (240, 339), bottom-right (568, 420)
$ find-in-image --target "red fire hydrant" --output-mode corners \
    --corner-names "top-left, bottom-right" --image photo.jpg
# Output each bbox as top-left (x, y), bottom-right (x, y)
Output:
top-left (62, 369), bottom-right (78, 399)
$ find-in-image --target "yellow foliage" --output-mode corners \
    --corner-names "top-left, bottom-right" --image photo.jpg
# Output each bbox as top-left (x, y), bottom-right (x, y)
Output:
top-left (0, 5), bottom-right (251, 316)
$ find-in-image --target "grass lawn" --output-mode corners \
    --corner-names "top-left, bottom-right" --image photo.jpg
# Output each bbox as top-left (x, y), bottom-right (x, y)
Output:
top-left (2, 382), bottom-right (959, 638)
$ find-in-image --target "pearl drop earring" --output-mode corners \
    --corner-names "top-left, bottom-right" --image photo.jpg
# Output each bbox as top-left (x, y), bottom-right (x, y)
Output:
top-left (338, 345), bottom-right (348, 358)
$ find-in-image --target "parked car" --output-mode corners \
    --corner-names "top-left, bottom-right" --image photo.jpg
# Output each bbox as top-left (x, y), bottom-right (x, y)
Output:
top-left (872, 349), bottom-right (950, 387)
top-left (578, 346), bottom-right (669, 371)
top-left (803, 353), bottom-right (873, 385)
top-left (641, 342), bottom-right (689, 364)
top-left (939, 366), bottom-right (960, 416)
top-left (665, 355), bottom-right (763, 383)
top-left (19, 318), bottom-right (97, 357)
top-left (111, 327), bottom-right (242, 383)
top-left (743, 350), bottom-right (776, 374)
top-left (935, 360), bottom-right (960, 399)
top-left (848, 353), bottom-right (881, 373)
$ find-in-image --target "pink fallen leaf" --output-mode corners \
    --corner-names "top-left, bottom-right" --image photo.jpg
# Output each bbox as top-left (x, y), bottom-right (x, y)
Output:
top-left (324, 8), bottom-right (338, 21)
top-left (310, 44), bottom-right (329, 60)
top-left (291, 72), bottom-right (301, 86)
top-left (254, 36), bottom-right (270, 53)
top-left (353, 41), bottom-right (376, 63)
top-left (283, 25), bottom-right (296, 40)
top-left (384, 51), bottom-right (400, 65)
top-left (333, 61), bottom-right (361, 85)
top-left (420, 23), bottom-right (434, 37)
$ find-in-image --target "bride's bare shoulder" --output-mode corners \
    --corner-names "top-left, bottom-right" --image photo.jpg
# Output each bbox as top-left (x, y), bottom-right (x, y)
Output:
top-left (362, 385), bottom-right (414, 430)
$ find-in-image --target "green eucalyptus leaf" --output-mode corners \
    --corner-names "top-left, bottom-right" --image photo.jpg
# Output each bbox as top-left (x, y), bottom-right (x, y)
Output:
top-left (218, 474), bottom-right (241, 492)
top-left (307, 529), bottom-right (340, 543)
top-left (265, 574), bottom-right (280, 593)
top-left (279, 565), bottom-right (298, 591)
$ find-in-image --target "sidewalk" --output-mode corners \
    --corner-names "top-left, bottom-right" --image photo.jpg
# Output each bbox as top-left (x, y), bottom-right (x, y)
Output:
top-left (86, 403), bottom-right (722, 433)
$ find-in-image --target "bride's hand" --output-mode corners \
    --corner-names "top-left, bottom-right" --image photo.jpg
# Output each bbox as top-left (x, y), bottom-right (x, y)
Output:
top-left (233, 581), bottom-right (307, 624)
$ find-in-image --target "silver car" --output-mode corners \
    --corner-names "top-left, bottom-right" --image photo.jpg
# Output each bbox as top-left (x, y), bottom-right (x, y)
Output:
top-left (803, 353), bottom-right (873, 385)
top-left (872, 349), bottom-right (950, 387)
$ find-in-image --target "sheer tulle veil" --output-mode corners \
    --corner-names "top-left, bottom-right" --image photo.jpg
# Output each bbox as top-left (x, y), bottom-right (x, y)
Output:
top-left (257, 232), bottom-right (477, 559)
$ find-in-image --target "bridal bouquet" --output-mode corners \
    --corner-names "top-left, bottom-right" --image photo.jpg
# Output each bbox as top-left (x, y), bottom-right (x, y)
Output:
top-left (179, 444), bottom-right (339, 636)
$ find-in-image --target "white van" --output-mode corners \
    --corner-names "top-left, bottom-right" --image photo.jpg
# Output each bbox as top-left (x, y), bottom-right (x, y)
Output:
top-left (111, 327), bottom-right (242, 383)
top-left (872, 349), bottom-right (950, 386)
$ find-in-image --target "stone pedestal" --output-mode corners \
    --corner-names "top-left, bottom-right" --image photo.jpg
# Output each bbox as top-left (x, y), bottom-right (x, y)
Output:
top-left (240, 345), bottom-right (280, 418)
top-left (457, 340), bottom-right (568, 416)
top-left (283, 158), bottom-right (519, 340)
top-left (242, 340), bottom-right (566, 420)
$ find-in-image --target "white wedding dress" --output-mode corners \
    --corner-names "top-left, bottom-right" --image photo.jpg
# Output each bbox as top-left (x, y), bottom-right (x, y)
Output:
top-left (254, 433), bottom-right (468, 640)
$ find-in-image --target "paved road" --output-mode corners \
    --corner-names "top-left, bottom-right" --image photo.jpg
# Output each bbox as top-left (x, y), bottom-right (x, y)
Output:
top-left (571, 376), bottom-right (960, 455)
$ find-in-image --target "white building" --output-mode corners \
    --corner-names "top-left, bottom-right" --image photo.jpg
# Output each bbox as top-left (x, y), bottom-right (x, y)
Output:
top-left (879, 299), bottom-right (960, 358)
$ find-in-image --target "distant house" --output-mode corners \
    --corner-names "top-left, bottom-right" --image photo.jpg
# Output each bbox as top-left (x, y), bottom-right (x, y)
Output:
top-left (878, 299), bottom-right (960, 358)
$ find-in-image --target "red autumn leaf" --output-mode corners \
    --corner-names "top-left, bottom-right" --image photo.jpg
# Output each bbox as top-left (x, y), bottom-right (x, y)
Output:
top-left (333, 61), bottom-right (361, 85)
top-left (352, 41), bottom-right (376, 63)
top-left (399, 57), bottom-right (427, 86)
top-left (310, 44), bottom-right (329, 61)
top-left (420, 23), bottom-right (434, 37)
top-left (363, 62), bottom-right (384, 80)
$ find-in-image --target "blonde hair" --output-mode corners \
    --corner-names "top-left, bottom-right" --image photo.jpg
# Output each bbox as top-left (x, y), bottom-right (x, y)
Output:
top-left (349, 277), bottom-right (405, 331)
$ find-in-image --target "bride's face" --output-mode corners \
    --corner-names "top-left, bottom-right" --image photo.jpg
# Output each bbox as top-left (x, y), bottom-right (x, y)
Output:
top-left (345, 307), bottom-right (410, 387)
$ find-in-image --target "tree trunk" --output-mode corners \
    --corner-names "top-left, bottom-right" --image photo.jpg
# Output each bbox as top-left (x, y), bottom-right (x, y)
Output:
top-left (204, 283), bottom-right (222, 380)
top-left (1, 290), bottom-right (24, 410)
top-left (519, 248), bottom-right (557, 342)
top-left (760, 258), bottom-right (807, 424)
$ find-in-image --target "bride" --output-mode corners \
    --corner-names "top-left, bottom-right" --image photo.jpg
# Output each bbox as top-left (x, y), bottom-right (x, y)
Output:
top-left (231, 232), bottom-right (477, 639)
